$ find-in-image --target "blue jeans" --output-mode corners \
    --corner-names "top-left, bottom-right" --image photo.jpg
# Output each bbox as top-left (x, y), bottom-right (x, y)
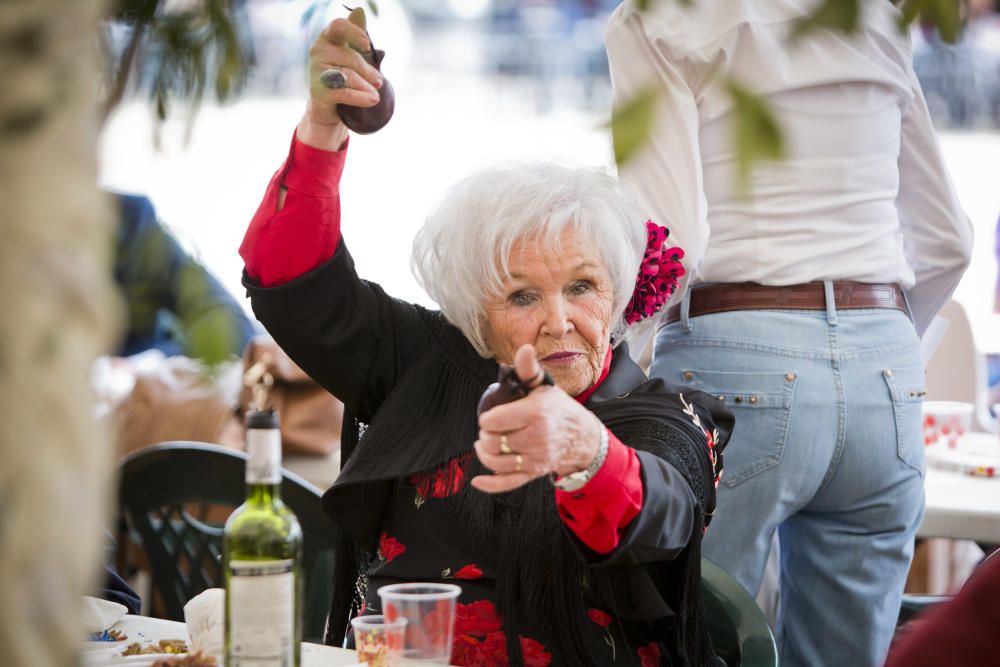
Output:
top-left (651, 286), bottom-right (925, 667)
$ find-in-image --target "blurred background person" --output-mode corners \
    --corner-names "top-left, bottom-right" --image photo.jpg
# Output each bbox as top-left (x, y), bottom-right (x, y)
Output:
top-left (111, 191), bottom-right (256, 359)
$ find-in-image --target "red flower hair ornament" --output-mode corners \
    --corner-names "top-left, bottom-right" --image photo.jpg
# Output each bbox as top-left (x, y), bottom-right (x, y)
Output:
top-left (624, 220), bottom-right (685, 325)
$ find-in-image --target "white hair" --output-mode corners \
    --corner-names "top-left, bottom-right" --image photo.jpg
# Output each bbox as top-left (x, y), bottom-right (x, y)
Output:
top-left (410, 162), bottom-right (647, 358)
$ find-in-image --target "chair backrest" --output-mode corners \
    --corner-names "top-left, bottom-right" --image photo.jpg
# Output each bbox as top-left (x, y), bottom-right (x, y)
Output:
top-left (925, 300), bottom-right (996, 432)
top-left (118, 441), bottom-right (337, 642)
top-left (702, 557), bottom-right (778, 667)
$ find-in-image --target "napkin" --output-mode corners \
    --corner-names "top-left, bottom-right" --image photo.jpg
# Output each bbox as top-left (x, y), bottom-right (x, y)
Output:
top-left (184, 588), bottom-right (225, 658)
top-left (81, 596), bottom-right (128, 634)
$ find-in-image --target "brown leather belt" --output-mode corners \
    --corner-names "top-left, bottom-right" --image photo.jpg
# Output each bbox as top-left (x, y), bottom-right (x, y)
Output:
top-left (663, 281), bottom-right (907, 325)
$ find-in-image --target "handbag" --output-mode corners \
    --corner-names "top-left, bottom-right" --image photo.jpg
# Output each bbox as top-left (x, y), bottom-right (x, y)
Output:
top-left (239, 336), bottom-right (343, 456)
top-left (115, 354), bottom-right (244, 456)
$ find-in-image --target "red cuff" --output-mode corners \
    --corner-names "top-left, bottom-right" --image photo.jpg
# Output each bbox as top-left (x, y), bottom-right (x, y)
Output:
top-left (281, 131), bottom-right (349, 197)
top-left (240, 130), bottom-right (348, 287)
top-left (554, 432), bottom-right (643, 554)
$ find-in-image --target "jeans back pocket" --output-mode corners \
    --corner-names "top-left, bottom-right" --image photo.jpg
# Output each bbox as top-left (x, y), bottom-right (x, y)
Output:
top-left (882, 367), bottom-right (926, 474)
top-left (678, 369), bottom-right (798, 487)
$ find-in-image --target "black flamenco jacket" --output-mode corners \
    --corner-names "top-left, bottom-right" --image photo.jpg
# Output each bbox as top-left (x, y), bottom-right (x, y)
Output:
top-left (323, 317), bottom-right (732, 666)
top-left (244, 243), bottom-right (733, 666)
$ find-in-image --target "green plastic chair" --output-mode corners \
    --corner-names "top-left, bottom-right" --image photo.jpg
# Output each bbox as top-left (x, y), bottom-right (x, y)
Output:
top-left (702, 556), bottom-right (779, 667)
top-left (118, 441), bottom-right (337, 642)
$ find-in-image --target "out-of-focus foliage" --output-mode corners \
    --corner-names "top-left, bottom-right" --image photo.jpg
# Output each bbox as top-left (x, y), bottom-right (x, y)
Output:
top-left (102, 0), bottom-right (253, 127)
top-left (900, 0), bottom-right (962, 43)
top-left (790, 0), bottom-right (862, 40)
top-left (609, 87), bottom-right (659, 166)
top-left (725, 78), bottom-right (786, 189)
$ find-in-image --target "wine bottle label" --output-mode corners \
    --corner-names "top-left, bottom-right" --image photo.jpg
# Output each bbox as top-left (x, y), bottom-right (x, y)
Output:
top-left (228, 559), bottom-right (295, 666)
top-left (246, 429), bottom-right (281, 484)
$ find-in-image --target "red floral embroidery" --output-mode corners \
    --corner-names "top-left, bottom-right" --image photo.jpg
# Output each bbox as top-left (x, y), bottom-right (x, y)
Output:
top-left (444, 564), bottom-right (483, 580)
top-left (409, 454), bottom-right (471, 506)
top-left (448, 600), bottom-right (551, 666)
top-left (451, 634), bottom-right (482, 666)
top-left (454, 600), bottom-right (502, 637)
top-left (377, 532), bottom-right (406, 563)
top-left (624, 220), bottom-right (685, 325)
top-left (453, 631), bottom-right (552, 667)
top-left (639, 641), bottom-right (662, 667)
top-left (514, 634), bottom-right (552, 667)
top-left (586, 608), bottom-right (612, 628)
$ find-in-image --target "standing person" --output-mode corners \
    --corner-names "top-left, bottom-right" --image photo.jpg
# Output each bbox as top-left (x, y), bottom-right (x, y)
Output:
top-left (606, 2), bottom-right (973, 666)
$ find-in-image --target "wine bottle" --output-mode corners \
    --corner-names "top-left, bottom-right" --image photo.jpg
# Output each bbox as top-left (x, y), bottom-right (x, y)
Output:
top-left (224, 409), bottom-right (303, 667)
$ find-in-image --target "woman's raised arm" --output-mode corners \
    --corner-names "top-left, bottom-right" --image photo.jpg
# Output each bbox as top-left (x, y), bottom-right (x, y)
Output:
top-left (240, 18), bottom-right (423, 422)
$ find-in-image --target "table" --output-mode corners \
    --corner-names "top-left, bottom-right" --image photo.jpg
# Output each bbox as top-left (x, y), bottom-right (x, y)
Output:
top-left (82, 614), bottom-right (363, 666)
top-left (919, 432), bottom-right (1000, 543)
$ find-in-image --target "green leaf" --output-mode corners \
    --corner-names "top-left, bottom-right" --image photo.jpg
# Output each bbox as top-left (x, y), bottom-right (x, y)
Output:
top-left (177, 266), bottom-right (238, 369)
top-left (724, 79), bottom-right (785, 190)
top-left (113, 0), bottom-right (159, 24)
top-left (367, 0), bottom-right (379, 17)
top-left (154, 84), bottom-right (167, 121)
top-left (187, 313), bottom-right (237, 370)
top-left (898, 0), bottom-right (961, 43)
top-left (608, 87), bottom-right (659, 168)
top-left (108, 0), bottom-right (250, 135)
top-left (789, 0), bottom-right (861, 41)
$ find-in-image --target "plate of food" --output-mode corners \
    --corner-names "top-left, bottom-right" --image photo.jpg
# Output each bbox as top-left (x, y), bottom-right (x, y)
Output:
top-left (80, 619), bottom-right (194, 666)
top-left (81, 627), bottom-right (132, 661)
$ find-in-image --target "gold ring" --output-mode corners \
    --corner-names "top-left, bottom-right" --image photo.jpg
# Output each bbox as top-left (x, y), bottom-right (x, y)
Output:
top-left (514, 454), bottom-right (523, 473)
top-left (499, 434), bottom-right (513, 455)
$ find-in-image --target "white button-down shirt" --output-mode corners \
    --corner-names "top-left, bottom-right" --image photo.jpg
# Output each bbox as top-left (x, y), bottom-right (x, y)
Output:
top-left (606, 0), bottom-right (973, 334)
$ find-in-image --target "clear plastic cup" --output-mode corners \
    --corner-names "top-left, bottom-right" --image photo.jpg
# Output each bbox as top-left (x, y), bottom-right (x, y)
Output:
top-left (351, 615), bottom-right (408, 667)
top-left (377, 583), bottom-right (461, 665)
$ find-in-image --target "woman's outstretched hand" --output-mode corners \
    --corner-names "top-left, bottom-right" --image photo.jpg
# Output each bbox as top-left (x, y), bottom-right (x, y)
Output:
top-left (472, 344), bottom-right (604, 494)
top-left (297, 17), bottom-right (383, 151)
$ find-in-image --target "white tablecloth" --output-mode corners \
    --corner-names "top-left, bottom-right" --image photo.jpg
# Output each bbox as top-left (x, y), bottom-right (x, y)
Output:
top-left (919, 432), bottom-right (1000, 543)
top-left (82, 614), bottom-right (362, 666)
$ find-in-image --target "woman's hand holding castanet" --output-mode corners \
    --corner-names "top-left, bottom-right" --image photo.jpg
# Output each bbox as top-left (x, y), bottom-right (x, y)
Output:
top-left (472, 344), bottom-right (605, 494)
top-left (297, 17), bottom-right (383, 151)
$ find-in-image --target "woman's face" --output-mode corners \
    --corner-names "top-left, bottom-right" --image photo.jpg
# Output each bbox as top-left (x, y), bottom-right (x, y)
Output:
top-left (483, 228), bottom-right (614, 397)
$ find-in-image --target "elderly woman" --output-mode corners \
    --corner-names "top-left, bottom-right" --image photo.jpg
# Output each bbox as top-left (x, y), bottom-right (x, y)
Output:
top-left (240, 17), bottom-right (732, 667)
